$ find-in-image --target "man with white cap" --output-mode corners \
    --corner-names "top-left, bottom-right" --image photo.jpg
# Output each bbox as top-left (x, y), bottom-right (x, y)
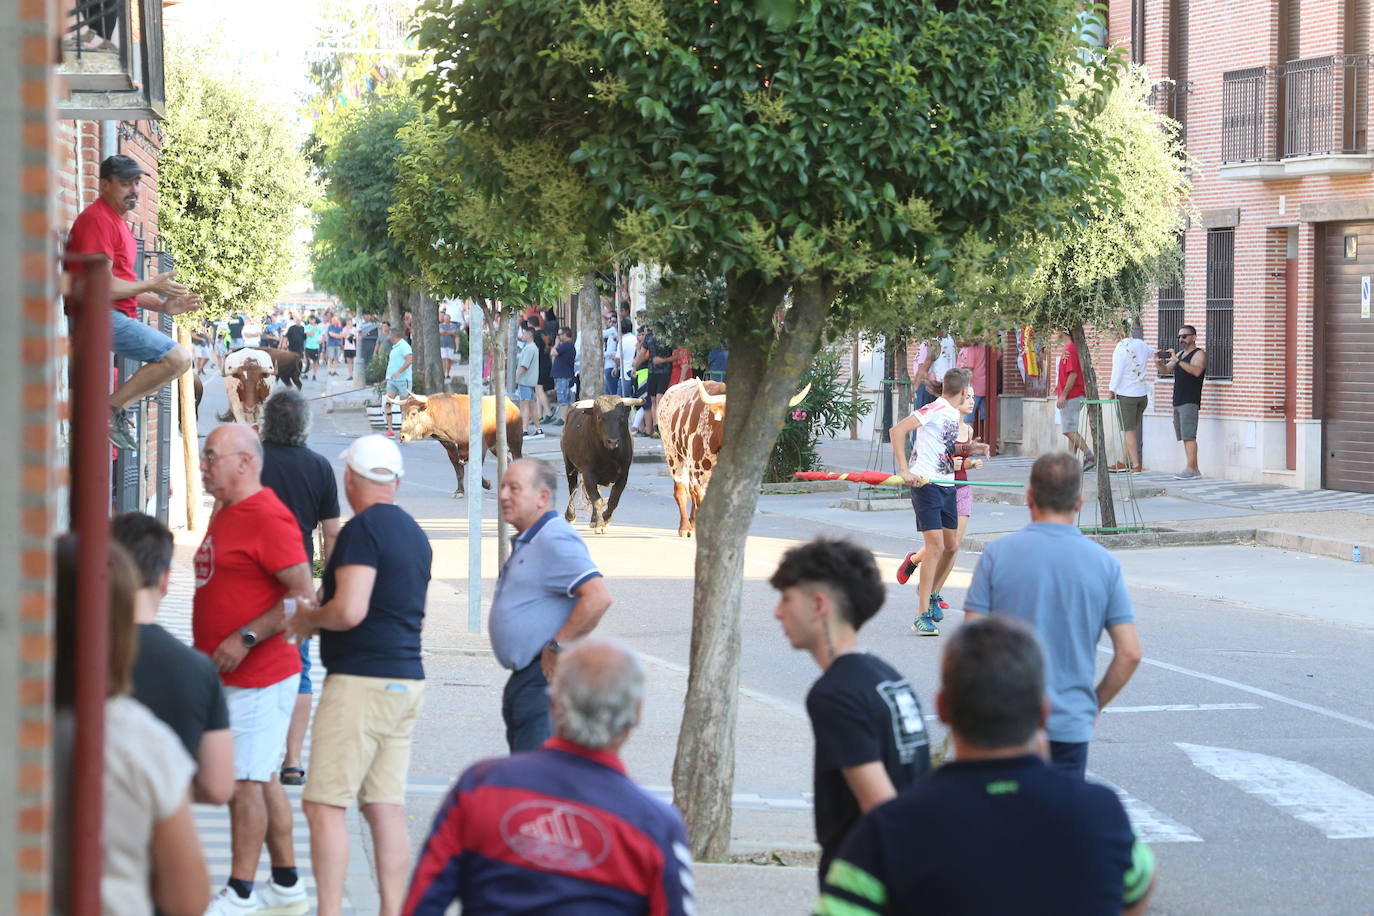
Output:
top-left (288, 434), bottom-right (433, 916)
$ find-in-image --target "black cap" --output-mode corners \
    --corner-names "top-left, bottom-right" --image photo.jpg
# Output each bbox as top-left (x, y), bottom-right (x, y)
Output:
top-left (99, 154), bottom-right (146, 180)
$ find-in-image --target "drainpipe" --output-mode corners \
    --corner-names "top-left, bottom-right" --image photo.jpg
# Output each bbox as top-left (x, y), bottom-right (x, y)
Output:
top-left (101, 120), bottom-right (117, 157)
top-left (68, 255), bottom-right (112, 916)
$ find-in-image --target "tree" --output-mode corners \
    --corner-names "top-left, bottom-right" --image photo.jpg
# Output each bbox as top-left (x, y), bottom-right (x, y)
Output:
top-left (159, 55), bottom-right (313, 320)
top-left (415, 0), bottom-right (1119, 856)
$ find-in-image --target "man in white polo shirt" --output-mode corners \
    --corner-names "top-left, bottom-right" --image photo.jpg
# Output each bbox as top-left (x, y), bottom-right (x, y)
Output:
top-left (489, 458), bottom-right (613, 751)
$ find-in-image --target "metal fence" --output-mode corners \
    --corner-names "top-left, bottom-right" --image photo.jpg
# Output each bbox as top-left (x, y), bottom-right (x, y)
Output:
top-left (1205, 229), bottom-right (1234, 381)
top-left (1222, 66), bottom-right (1279, 162)
top-left (1284, 54), bottom-right (1371, 157)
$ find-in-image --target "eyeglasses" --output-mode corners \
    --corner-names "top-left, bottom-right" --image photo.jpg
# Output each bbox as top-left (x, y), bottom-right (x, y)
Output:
top-left (201, 450), bottom-right (248, 465)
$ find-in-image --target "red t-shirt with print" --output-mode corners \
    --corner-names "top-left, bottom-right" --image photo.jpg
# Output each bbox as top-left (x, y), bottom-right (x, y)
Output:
top-left (193, 487), bottom-right (306, 688)
top-left (66, 197), bottom-right (139, 318)
top-left (1057, 340), bottom-right (1086, 400)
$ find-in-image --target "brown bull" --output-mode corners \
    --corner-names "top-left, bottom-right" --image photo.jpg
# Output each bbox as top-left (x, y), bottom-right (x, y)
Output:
top-left (657, 378), bottom-right (809, 537)
top-left (221, 349), bottom-right (276, 430)
top-left (397, 393), bottom-right (524, 497)
top-left (256, 347), bottom-right (304, 389)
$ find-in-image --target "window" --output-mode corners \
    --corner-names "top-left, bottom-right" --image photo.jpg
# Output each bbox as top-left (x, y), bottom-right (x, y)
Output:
top-left (1157, 235), bottom-right (1186, 350)
top-left (1205, 229), bottom-right (1234, 380)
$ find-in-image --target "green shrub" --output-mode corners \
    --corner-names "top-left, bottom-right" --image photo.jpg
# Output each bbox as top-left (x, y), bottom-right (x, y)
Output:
top-left (763, 351), bottom-right (872, 483)
top-left (364, 352), bottom-right (387, 385)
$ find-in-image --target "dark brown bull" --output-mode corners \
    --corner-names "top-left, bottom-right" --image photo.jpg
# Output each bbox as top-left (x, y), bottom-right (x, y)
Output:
top-left (258, 347), bottom-right (303, 389)
top-left (657, 378), bottom-right (809, 537)
top-left (559, 394), bottom-right (643, 533)
top-left (397, 393), bottom-right (524, 496)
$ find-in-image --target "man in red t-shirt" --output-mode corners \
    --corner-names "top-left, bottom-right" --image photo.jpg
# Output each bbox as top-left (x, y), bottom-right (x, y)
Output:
top-left (66, 155), bottom-right (203, 450)
top-left (195, 422), bottom-right (316, 915)
top-left (1055, 336), bottom-right (1096, 470)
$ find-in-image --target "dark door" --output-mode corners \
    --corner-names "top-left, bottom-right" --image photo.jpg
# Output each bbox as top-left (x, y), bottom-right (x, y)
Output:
top-left (1285, 248), bottom-right (1297, 470)
top-left (1322, 222), bottom-right (1374, 492)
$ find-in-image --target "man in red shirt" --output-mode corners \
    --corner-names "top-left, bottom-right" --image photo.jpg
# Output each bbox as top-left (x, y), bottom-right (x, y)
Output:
top-left (66, 155), bottom-right (202, 450)
top-left (195, 422), bottom-right (316, 916)
top-left (1055, 336), bottom-right (1096, 471)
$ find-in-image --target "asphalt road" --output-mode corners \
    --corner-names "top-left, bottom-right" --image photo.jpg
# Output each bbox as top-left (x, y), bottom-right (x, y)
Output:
top-left (199, 376), bottom-right (1374, 914)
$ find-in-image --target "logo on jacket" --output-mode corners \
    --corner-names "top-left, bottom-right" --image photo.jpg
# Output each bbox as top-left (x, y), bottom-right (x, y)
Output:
top-left (500, 801), bottom-right (611, 872)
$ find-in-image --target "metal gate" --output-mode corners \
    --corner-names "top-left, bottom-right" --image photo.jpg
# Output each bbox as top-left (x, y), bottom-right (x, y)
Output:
top-left (1321, 221), bottom-right (1374, 492)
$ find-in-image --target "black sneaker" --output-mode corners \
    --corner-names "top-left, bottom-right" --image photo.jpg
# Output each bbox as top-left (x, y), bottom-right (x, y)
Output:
top-left (108, 407), bottom-right (137, 450)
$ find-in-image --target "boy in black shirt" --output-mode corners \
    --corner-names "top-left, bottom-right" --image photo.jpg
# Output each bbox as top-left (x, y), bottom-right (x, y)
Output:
top-left (818, 617), bottom-right (1156, 916)
top-left (770, 538), bottom-right (931, 888)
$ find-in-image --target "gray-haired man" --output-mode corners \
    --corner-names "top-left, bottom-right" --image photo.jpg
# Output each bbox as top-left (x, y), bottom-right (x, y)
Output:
top-left (402, 639), bottom-right (694, 915)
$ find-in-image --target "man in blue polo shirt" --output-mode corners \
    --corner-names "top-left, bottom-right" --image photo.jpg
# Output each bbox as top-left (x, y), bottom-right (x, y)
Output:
top-left (818, 616), bottom-right (1156, 916)
top-left (490, 458), bottom-right (613, 751)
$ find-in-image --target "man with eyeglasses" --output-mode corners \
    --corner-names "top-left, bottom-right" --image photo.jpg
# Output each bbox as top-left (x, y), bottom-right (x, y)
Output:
top-left (1157, 324), bottom-right (1207, 479)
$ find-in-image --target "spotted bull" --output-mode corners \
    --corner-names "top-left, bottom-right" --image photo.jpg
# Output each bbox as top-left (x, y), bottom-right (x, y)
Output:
top-left (559, 394), bottom-right (643, 533)
top-left (657, 379), bottom-right (809, 537)
top-left (221, 348), bottom-right (276, 430)
top-left (397, 393), bottom-right (523, 496)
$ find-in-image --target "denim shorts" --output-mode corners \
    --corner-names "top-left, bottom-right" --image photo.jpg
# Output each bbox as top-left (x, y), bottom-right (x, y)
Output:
top-left (111, 309), bottom-right (176, 363)
top-left (517, 384), bottom-right (536, 401)
top-left (385, 379), bottom-right (412, 398)
top-left (555, 377), bottom-right (573, 405)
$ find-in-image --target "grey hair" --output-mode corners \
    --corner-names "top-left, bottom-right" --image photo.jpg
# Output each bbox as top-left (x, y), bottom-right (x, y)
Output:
top-left (512, 457), bottom-right (558, 497)
top-left (261, 389), bottom-right (311, 447)
top-left (551, 638), bottom-right (645, 750)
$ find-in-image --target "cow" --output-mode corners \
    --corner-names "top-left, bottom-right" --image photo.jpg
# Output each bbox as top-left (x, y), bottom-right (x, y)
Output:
top-left (220, 348), bottom-right (276, 430)
top-left (657, 378), bottom-right (809, 537)
top-left (397, 393), bottom-right (524, 496)
top-left (559, 394), bottom-right (643, 534)
top-left (259, 347), bottom-right (304, 390)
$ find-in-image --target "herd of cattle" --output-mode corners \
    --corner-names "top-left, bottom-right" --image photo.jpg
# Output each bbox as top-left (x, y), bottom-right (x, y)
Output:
top-left (211, 349), bottom-right (804, 536)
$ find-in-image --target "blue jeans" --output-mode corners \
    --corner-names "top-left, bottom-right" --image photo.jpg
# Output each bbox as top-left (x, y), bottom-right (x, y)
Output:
top-left (620, 377), bottom-right (635, 398)
top-left (1049, 740), bottom-right (1089, 780)
top-left (297, 640), bottom-right (313, 694)
top-left (111, 309), bottom-right (176, 363)
top-left (502, 660), bottom-right (551, 752)
top-left (605, 368), bottom-right (618, 394)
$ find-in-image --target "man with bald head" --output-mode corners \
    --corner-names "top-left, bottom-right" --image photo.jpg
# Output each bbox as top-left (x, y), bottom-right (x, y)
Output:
top-left (403, 639), bottom-right (694, 916)
top-left (489, 458), bottom-right (612, 751)
top-left (195, 423), bottom-right (315, 915)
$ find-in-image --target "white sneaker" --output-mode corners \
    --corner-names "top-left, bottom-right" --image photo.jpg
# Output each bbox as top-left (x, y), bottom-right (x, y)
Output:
top-left (204, 886), bottom-right (260, 915)
top-left (256, 879), bottom-right (309, 915)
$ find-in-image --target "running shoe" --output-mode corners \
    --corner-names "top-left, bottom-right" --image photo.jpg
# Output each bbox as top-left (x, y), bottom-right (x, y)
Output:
top-left (255, 878), bottom-right (309, 916)
top-left (930, 594), bottom-right (946, 623)
top-left (1174, 469), bottom-right (1201, 479)
top-left (896, 551), bottom-right (921, 585)
top-left (912, 613), bottom-right (940, 636)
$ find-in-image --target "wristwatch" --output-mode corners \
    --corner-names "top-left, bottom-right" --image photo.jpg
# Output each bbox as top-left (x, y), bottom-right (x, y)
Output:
top-left (546, 639), bottom-right (562, 655)
top-left (239, 627), bottom-right (259, 648)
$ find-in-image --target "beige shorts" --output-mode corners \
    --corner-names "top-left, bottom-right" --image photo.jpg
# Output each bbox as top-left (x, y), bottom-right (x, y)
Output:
top-left (302, 673), bottom-right (425, 807)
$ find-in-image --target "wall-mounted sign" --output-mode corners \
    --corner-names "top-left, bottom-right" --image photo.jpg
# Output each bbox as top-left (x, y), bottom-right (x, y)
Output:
top-left (1362, 275), bottom-right (1371, 319)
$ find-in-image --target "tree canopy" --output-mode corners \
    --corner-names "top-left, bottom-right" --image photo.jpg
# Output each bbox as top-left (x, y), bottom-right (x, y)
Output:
top-left (158, 54), bottom-right (313, 319)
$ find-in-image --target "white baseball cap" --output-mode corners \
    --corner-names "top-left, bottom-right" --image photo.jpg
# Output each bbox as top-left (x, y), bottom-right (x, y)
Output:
top-left (340, 435), bottom-right (404, 483)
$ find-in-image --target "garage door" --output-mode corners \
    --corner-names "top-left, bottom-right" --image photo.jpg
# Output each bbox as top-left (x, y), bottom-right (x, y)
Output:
top-left (1322, 222), bottom-right (1374, 492)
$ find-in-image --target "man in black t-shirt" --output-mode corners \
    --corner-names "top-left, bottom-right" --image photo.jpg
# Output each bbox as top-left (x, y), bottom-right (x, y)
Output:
top-left (288, 434), bottom-right (431, 915)
top-left (818, 617), bottom-right (1157, 916)
top-left (260, 388), bottom-right (342, 787)
top-left (770, 538), bottom-right (931, 888)
top-left (112, 512), bottom-right (234, 807)
top-left (284, 314), bottom-right (307, 355)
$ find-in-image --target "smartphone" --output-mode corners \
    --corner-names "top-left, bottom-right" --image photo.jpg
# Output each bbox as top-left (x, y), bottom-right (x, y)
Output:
top-left (1156, 349), bottom-right (1171, 358)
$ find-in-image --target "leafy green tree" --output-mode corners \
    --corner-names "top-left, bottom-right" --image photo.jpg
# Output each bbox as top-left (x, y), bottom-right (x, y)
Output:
top-left (415, 0), bottom-right (1119, 855)
top-left (159, 56), bottom-right (313, 320)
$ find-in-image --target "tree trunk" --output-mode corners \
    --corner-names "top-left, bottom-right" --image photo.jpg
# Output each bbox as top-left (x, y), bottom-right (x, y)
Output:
top-left (1070, 322), bottom-right (1117, 529)
top-left (413, 289), bottom-right (442, 394)
top-left (488, 303), bottom-right (512, 564)
top-left (387, 285), bottom-right (403, 337)
top-left (894, 335), bottom-right (912, 421)
top-left (578, 271), bottom-right (604, 397)
top-left (671, 275), bottom-right (830, 859)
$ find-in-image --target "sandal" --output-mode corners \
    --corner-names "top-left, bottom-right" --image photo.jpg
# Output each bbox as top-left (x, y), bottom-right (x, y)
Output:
top-left (280, 765), bottom-right (305, 786)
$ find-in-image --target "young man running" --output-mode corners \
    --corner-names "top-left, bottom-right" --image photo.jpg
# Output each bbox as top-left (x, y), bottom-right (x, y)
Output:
top-left (889, 367), bottom-right (977, 635)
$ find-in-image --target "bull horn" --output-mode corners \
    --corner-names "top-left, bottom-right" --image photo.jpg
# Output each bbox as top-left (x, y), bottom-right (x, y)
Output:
top-left (572, 398), bottom-right (595, 409)
top-left (695, 379), bottom-right (727, 406)
top-left (787, 383), bottom-right (812, 407)
top-left (620, 397), bottom-right (644, 407)
top-left (411, 392), bottom-right (428, 404)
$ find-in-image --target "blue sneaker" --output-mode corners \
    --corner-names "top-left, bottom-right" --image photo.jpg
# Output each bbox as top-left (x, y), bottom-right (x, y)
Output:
top-left (912, 613), bottom-right (940, 636)
top-left (929, 595), bottom-right (945, 623)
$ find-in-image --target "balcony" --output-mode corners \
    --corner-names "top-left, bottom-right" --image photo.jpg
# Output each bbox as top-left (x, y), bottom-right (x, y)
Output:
top-left (1220, 55), bottom-right (1373, 181)
top-left (1150, 79), bottom-right (1193, 147)
top-left (58, 0), bottom-right (166, 120)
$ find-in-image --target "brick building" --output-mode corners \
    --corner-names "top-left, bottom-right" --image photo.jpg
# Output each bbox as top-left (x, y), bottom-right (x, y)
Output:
top-left (1100, 0), bottom-right (1373, 490)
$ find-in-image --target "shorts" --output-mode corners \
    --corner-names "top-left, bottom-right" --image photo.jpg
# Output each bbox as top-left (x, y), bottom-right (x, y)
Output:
top-left (440, 346), bottom-right (455, 360)
top-left (956, 483), bottom-right (972, 517)
top-left (230, 338), bottom-right (244, 349)
top-left (298, 640), bottom-right (313, 694)
top-left (343, 349), bottom-right (356, 360)
top-left (385, 379), bottom-right (412, 399)
top-left (964, 394), bottom-right (986, 423)
top-left (911, 483), bottom-right (958, 532)
top-left (194, 344), bottom-right (212, 360)
top-left (517, 384), bottom-right (536, 401)
top-left (648, 371), bottom-right (671, 397)
top-left (555, 377), bottom-right (573, 405)
top-left (326, 345), bottom-right (341, 359)
top-left (306, 348), bottom-right (320, 361)
top-left (1061, 396), bottom-right (1084, 434)
top-left (302, 673), bottom-right (425, 807)
top-left (226, 673), bottom-right (300, 782)
top-left (111, 309), bottom-right (176, 364)
top-left (1173, 402), bottom-right (1199, 441)
top-left (1117, 395), bottom-right (1147, 432)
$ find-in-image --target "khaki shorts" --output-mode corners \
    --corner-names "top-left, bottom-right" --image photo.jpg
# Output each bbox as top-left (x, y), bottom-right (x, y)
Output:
top-left (1117, 395), bottom-right (1147, 432)
top-left (1061, 396), bottom-right (1085, 434)
top-left (1173, 402), bottom-right (1200, 441)
top-left (303, 673), bottom-right (425, 807)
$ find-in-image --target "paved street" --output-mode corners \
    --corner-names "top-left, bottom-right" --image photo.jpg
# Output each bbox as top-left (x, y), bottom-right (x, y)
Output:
top-left (182, 376), bottom-right (1374, 914)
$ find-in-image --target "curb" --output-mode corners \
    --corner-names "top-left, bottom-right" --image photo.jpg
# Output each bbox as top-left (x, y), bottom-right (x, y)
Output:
top-left (760, 480), bottom-right (850, 495)
top-left (1256, 528), bottom-right (1369, 564)
top-left (962, 528), bottom-right (1258, 552)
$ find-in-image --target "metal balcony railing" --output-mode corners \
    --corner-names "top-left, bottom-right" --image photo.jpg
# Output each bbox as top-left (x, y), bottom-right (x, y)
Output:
top-left (1284, 54), bottom-right (1371, 157)
top-left (59, 0), bottom-right (165, 120)
top-left (1221, 66), bottom-right (1281, 162)
top-left (1150, 79), bottom-right (1193, 146)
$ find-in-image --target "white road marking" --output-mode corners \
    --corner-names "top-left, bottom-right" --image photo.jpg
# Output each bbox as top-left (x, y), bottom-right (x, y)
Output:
top-left (1104, 703), bottom-right (1263, 714)
top-left (1098, 648), bottom-right (1374, 734)
top-left (1088, 775), bottom-right (1204, 844)
top-left (1177, 743), bottom-right (1374, 839)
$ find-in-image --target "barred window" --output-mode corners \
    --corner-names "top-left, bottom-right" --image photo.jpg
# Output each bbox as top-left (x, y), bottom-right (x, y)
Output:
top-left (1205, 228), bottom-right (1234, 380)
top-left (1157, 235), bottom-right (1186, 350)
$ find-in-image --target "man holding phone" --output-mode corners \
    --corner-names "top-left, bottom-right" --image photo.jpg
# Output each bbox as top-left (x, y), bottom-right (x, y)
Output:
top-left (1157, 325), bottom-right (1207, 479)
